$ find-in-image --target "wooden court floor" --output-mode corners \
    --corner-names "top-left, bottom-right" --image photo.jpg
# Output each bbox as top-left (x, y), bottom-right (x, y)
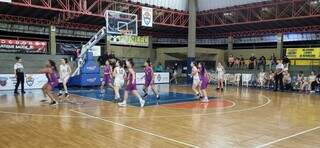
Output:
top-left (0, 85), bottom-right (320, 148)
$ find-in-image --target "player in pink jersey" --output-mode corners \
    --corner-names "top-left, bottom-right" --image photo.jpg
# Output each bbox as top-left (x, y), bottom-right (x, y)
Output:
top-left (118, 59), bottom-right (145, 107)
top-left (40, 60), bottom-right (59, 105)
top-left (142, 59), bottom-right (160, 103)
top-left (100, 60), bottom-right (114, 92)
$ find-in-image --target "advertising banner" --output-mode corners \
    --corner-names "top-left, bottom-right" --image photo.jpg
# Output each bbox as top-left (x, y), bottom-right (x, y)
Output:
top-left (0, 39), bottom-right (47, 54)
top-left (0, 74), bottom-right (47, 90)
top-left (57, 43), bottom-right (81, 55)
top-left (286, 48), bottom-right (320, 59)
top-left (135, 72), bottom-right (170, 85)
top-left (141, 7), bottom-right (153, 27)
top-left (108, 35), bottom-right (149, 47)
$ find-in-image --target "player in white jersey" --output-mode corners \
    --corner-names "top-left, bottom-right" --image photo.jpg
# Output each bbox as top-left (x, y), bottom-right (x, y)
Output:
top-left (216, 62), bottom-right (225, 91)
top-left (113, 60), bottom-right (126, 101)
top-left (58, 58), bottom-right (72, 98)
top-left (191, 62), bottom-right (201, 97)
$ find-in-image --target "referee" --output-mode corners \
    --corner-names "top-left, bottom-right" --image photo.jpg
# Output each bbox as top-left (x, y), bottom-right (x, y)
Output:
top-left (14, 57), bottom-right (25, 95)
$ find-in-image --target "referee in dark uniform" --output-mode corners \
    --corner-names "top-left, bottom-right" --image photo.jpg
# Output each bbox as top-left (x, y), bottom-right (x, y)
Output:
top-left (14, 57), bottom-right (25, 95)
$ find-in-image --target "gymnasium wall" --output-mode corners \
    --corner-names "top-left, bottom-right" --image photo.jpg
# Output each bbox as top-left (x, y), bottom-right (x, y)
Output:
top-left (156, 47), bottom-right (225, 66)
top-left (0, 53), bottom-right (71, 74)
top-left (228, 48), bottom-right (277, 59)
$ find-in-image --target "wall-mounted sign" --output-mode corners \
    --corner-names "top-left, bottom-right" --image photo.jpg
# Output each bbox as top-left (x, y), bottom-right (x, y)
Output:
top-left (141, 7), bottom-right (153, 27)
top-left (0, 39), bottom-right (47, 54)
top-left (108, 35), bottom-right (149, 47)
top-left (286, 48), bottom-right (320, 59)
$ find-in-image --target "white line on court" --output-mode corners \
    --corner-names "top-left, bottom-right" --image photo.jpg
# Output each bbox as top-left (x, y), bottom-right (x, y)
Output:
top-left (255, 126), bottom-right (320, 148)
top-left (70, 109), bottom-right (200, 148)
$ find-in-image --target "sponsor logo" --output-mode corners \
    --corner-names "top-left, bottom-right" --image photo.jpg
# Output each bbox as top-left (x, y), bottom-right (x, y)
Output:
top-left (143, 11), bottom-right (151, 25)
top-left (0, 77), bottom-right (8, 87)
top-left (86, 78), bottom-right (96, 83)
top-left (86, 66), bottom-right (97, 71)
top-left (26, 76), bottom-right (34, 86)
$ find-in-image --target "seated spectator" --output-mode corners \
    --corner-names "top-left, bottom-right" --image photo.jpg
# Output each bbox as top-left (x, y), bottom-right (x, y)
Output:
top-left (283, 71), bottom-right (292, 90)
top-left (263, 72), bottom-right (270, 88)
top-left (228, 55), bottom-right (235, 67)
top-left (249, 54), bottom-right (256, 69)
top-left (268, 70), bottom-right (275, 89)
top-left (234, 57), bottom-right (240, 69)
top-left (296, 71), bottom-right (304, 91)
top-left (240, 55), bottom-right (245, 68)
top-left (314, 73), bottom-right (320, 92)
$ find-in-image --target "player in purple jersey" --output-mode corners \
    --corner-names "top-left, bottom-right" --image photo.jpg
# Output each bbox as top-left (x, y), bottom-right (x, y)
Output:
top-left (198, 62), bottom-right (209, 103)
top-left (118, 59), bottom-right (145, 107)
top-left (142, 60), bottom-right (160, 103)
top-left (100, 60), bottom-right (114, 92)
top-left (39, 60), bottom-right (59, 105)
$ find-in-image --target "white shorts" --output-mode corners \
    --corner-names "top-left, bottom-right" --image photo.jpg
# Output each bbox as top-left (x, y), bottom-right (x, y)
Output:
top-left (193, 78), bottom-right (200, 86)
top-left (59, 75), bottom-right (70, 83)
top-left (114, 80), bottom-right (124, 88)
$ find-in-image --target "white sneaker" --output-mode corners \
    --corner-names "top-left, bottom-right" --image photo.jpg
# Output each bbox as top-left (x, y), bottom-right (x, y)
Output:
top-left (118, 102), bottom-right (127, 107)
top-left (140, 99), bottom-right (145, 108)
top-left (201, 98), bottom-right (209, 103)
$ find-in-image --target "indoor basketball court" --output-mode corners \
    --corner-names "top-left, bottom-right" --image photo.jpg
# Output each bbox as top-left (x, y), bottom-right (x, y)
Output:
top-left (0, 0), bottom-right (320, 148)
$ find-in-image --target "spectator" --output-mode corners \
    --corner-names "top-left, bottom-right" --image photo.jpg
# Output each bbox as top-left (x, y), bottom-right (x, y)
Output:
top-left (170, 63), bottom-right (179, 84)
top-left (263, 72), bottom-right (270, 88)
top-left (234, 57), bottom-right (240, 69)
top-left (282, 55), bottom-right (290, 68)
top-left (309, 71), bottom-right (317, 93)
top-left (283, 71), bottom-right (292, 90)
top-left (269, 53), bottom-right (277, 69)
top-left (314, 73), bottom-right (320, 92)
top-left (268, 70), bottom-right (275, 89)
top-left (240, 55), bottom-right (245, 68)
top-left (155, 63), bottom-right (163, 72)
top-left (258, 71), bottom-right (265, 87)
top-left (228, 55), bottom-right (235, 67)
top-left (296, 71), bottom-right (304, 91)
top-left (274, 60), bottom-right (284, 91)
top-left (249, 54), bottom-right (256, 69)
top-left (258, 56), bottom-right (266, 71)
top-left (98, 51), bottom-right (109, 66)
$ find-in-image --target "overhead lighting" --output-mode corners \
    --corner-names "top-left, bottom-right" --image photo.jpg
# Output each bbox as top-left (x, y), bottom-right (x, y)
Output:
top-left (310, 0), bottom-right (320, 5)
top-left (223, 12), bottom-right (232, 16)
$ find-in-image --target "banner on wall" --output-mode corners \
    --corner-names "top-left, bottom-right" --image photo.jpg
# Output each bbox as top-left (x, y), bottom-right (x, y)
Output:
top-left (286, 48), bottom-right (320, 59)
top-left (0, 39), bottom-right (47, 54)
top-left (107, 35), bottom-right (149, 47)
top-left (57, 43), bottom-right (81, 55)
top-left (135, 72), bottom-right (169, 85)
top-left (141, 7), bottom-right (153, 27)
top-left (0, 74), bottom-right (47, 90)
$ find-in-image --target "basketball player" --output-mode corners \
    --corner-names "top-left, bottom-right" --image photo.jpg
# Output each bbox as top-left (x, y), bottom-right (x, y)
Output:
top-left (118, 59), bottom-right (145, 107)
top-left (190, 62), bottom-right (200, 97)
top-left (40, 60), bottom-right (59, 105)
top-left (113, 60), bottom-right (125, 101)
top-left (142, 59), bottom-right (160, 102)
top-left (198, 62), bottom-right (209, 103)
top-left (58, 58), bottom-right (72, 98)
top-left (100, 60), bottom-right (114, 92)
top-left (216, 62), bottom-right (225, 91)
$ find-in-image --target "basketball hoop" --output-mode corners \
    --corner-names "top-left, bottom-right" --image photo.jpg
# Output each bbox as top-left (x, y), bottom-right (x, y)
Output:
top-left (120, 29), bottom-right (132, 36)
